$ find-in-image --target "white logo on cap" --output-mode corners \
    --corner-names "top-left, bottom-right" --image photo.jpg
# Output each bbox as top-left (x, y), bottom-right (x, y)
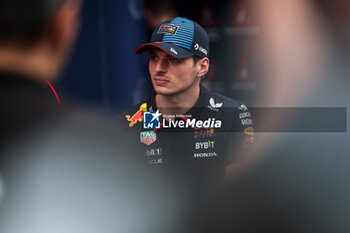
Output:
top-left (194, 43), bottom-right (208, 56)
top-left (170, 47), bottom-right (178, 55)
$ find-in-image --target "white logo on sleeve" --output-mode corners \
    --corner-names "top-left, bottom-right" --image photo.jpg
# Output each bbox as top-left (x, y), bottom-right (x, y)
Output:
top-left (208, 98), bottom-right (223, 112)
top-left (238, 104), bottom-right (248, 111)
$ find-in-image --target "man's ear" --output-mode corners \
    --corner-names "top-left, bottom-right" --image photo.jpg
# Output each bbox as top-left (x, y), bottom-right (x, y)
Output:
top-left (46, 0), bottom-right (82, 52)
top-left (197, 57), bottom-right (210, 77)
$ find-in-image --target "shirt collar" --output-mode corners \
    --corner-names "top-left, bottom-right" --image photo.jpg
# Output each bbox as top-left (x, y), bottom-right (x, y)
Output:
top-left (149, 84), bottom-right (209, 116)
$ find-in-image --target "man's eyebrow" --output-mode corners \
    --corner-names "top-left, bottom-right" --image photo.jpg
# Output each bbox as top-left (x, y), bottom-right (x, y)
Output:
top-left (166, 55), bottom-right (182, 60)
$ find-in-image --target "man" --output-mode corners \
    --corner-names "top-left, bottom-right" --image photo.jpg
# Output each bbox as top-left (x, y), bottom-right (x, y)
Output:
top-left (0, 2), bottom-right (186, 232)
top-left (0, 0), bottom-right (80, 145)
top-left (123, 17), bottom-right (254, 185)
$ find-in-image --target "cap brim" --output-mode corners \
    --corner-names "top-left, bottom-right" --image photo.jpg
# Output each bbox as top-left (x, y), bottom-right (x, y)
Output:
top-left (135, 42), bottom-right (194, 59)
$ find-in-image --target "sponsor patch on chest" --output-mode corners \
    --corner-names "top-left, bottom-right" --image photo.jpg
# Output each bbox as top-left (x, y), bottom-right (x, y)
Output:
top-left (193, 152), bottom-right (218, 158)
top-left (194, 128), bottom-right (216, 138)
top-left (140, 131), bottom-right (157, 145)
top-left (195, 140), bottom-right (215, 150)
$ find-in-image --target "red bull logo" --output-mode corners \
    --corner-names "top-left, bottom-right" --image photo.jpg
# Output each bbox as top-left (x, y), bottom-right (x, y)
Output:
top-left (125, 103), bottom-right (147, 127)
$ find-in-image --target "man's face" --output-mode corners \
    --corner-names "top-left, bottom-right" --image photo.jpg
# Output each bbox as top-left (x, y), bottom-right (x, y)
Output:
top-left (148, 48), bottom-right (200, 96)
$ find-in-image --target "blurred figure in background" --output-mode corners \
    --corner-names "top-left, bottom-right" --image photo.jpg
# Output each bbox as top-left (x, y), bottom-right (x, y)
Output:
top-left (203, 1), bottom-right (350, 232)
top-left (0, 1), bottom-right (185, 232)
top-left (0, 0), bottom-right (80, 146)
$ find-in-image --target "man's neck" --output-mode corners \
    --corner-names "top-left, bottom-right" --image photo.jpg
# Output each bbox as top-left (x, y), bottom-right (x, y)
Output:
top-left (155, 84), bottom-right (201, 116)
top-left (0, 45), bottom-right (59, 82)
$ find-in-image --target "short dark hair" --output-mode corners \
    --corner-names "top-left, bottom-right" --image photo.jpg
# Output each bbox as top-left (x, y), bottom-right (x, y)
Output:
top-left (0, 0), bottom-right (65, 47)
top-left (193, 55), bottom-right (203, 64)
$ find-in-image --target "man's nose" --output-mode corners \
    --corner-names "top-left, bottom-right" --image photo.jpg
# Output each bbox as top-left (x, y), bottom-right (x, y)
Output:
top-left (155, 59), bottom-right (168, 73)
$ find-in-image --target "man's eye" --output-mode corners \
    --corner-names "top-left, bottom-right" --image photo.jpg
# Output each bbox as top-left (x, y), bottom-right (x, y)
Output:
top-left (169, 58), bottom-right (180, 63)
top-left (150, 55), bottom-right (158, 61)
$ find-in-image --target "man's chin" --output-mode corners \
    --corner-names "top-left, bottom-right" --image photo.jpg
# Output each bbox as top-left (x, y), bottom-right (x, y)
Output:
top-left (154, 86), bottom-right (176, 96)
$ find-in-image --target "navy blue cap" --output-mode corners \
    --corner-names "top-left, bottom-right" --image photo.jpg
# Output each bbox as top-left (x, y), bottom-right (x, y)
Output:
top-left (136, 17), bottom-right (210, 59)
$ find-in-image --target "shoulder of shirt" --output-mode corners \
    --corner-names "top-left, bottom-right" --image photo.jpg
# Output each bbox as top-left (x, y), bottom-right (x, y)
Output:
top-left (202, 88), bottom-right (253, 132)
top-left (202, 87), bottom-right (245, 109)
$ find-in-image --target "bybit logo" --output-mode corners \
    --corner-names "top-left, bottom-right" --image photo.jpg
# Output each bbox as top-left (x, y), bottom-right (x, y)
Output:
top-left (195, 140), bottom-right (215, 150)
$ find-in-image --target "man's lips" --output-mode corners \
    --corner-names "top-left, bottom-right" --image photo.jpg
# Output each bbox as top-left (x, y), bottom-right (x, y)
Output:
top-left (154, 77), bottom-right (169, 86)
